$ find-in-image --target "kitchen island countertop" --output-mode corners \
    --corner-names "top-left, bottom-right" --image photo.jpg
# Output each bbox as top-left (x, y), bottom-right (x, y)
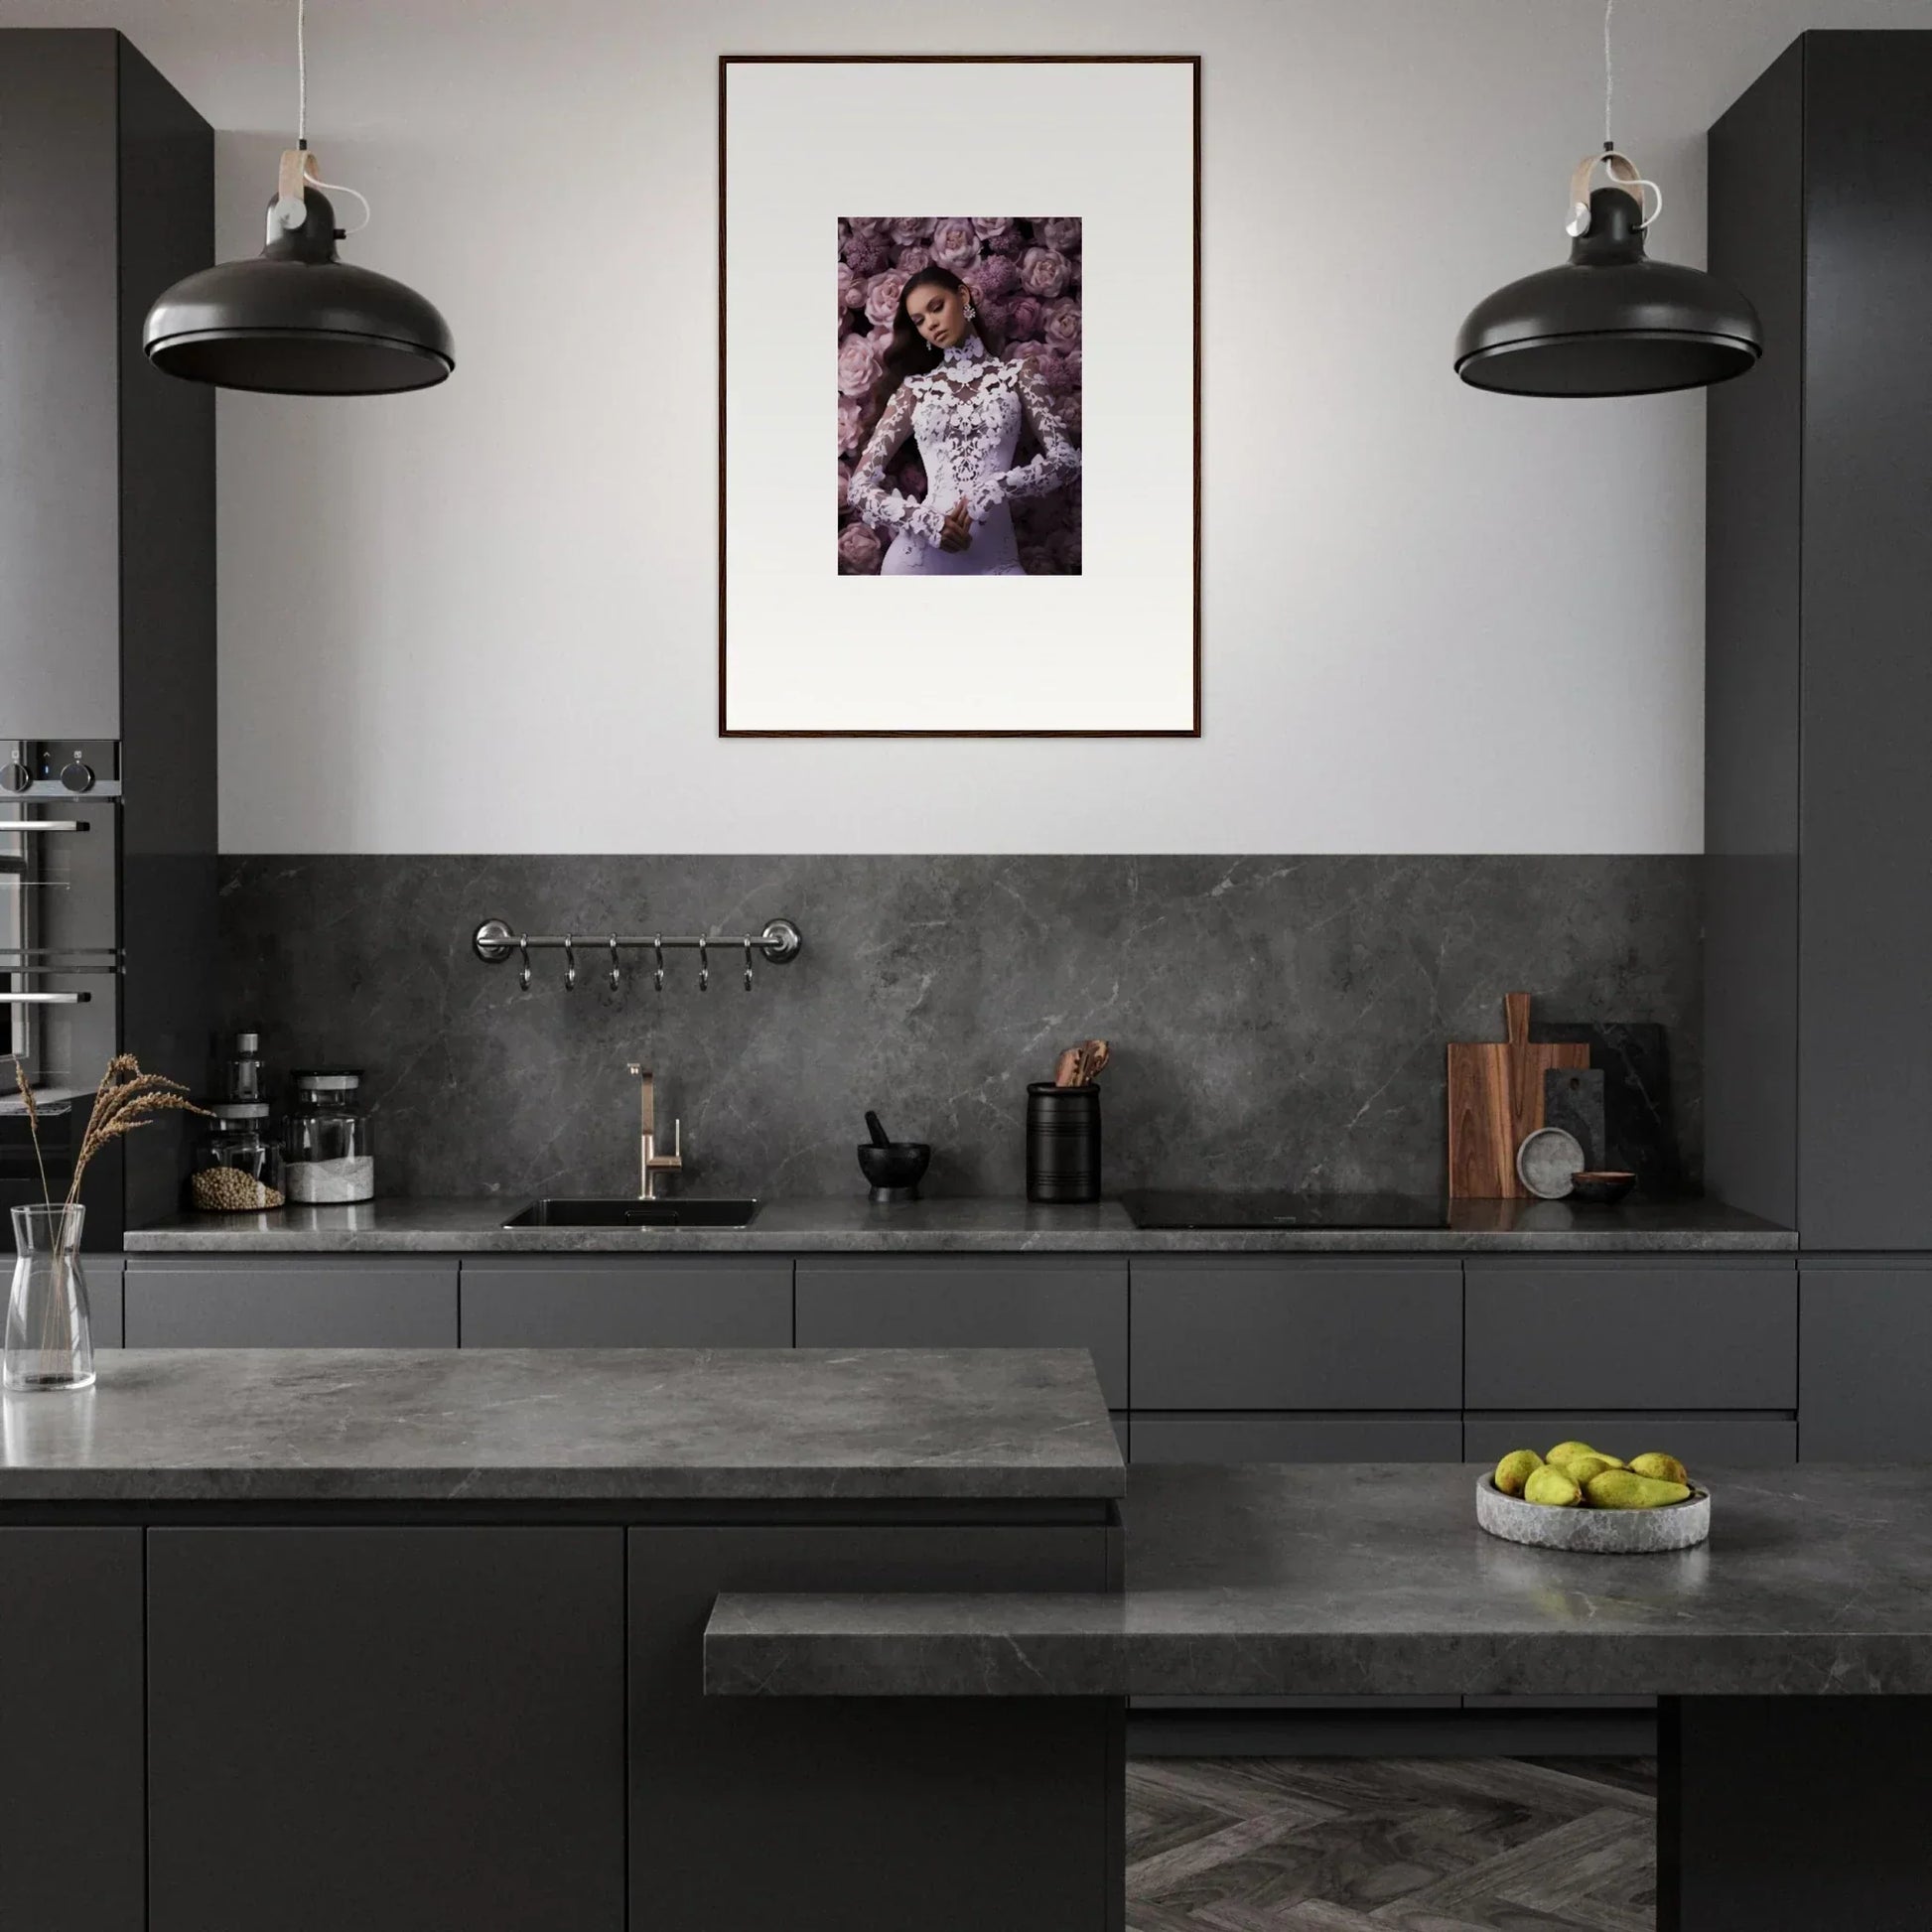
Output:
top-left (0, 1346), bottom-right (1124, 1504)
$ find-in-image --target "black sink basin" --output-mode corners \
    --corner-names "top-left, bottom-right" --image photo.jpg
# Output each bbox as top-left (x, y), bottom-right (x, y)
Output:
top-left (503, 1197), bottom-right (761, 1229)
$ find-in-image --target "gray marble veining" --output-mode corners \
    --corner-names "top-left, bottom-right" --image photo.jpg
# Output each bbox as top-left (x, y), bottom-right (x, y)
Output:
top-left (0, 1347), bottom-right (1123, 1503)
top-left (705, 1462), bottom-right (1932, 1698)
top-left (217, 855), bottom-right (1703, 1203)
top-left (123, 1193), bottom-right (1793, 1253)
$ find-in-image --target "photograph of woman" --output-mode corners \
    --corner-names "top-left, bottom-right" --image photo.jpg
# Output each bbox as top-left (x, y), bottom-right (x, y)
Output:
top-left (837, 218), bottom-right (1084, 577)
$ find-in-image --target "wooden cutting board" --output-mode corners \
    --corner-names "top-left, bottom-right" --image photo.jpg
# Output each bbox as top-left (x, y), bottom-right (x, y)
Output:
top-left (1448, 993), bottom-right (1589, 1198)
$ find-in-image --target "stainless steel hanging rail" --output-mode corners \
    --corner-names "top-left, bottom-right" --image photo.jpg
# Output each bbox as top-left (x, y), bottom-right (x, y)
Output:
top-left (471, 916), bottom-right (802, 993)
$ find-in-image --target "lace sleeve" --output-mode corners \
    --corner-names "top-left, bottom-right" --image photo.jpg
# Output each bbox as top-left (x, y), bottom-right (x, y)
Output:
top-left (848, 384), bottom-right (945, 545)
top-left (966, 358), bottom-right (1081, 515)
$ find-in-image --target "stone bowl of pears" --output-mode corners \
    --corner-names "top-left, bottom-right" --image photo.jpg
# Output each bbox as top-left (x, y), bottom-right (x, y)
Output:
top-left (1477, 1441), bottom-right (1711, 1553)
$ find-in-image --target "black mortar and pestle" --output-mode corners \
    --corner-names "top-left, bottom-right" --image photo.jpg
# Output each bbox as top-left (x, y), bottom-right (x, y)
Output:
top-left (858, 1110), bottom-right (930, 1204)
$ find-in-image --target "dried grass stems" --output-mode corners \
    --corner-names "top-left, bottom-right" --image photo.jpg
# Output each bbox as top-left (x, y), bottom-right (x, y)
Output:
top-left (14, 1054), bottom-right (210, 1259)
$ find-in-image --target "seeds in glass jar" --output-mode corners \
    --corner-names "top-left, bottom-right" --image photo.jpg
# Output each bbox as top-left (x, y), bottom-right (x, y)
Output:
top-left (191, 1167), bottom-right (285, 1212)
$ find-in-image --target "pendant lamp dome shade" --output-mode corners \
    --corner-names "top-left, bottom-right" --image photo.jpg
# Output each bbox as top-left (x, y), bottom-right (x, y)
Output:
top-left (1455, 183), bottom-right (1760, 399)
top-left (144, 182), bottom-right (454, 395)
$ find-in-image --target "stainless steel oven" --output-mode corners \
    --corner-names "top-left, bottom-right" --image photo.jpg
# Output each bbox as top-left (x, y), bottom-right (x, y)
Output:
top-left (0, 741), bottom-right (122, 1227)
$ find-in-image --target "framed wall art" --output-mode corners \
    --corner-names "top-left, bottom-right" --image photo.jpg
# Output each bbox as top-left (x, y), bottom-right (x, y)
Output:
top-left (719, 54), bottom-right (1201, 737)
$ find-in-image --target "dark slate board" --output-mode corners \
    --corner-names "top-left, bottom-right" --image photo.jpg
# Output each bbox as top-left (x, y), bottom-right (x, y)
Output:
top-left (1531, 1023), bottom-right (1682, 1196)
top-left (1543, 1066), bottom-right (1606, 1173)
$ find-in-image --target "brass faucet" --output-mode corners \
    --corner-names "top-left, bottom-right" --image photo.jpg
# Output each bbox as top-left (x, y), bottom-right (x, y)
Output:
top-left (624, 1063), bottom-right (683, 1199)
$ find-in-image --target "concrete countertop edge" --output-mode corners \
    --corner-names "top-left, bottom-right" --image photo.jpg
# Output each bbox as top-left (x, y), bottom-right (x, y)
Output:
top-left (121, 1196), bottom-right (1799, 1256)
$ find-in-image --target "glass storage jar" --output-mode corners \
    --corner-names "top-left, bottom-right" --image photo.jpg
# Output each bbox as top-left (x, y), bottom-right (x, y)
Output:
top-left (284, 1069), bottom-right (375, 1204)
top-left (190, 1102), bottom-right (286, 1212)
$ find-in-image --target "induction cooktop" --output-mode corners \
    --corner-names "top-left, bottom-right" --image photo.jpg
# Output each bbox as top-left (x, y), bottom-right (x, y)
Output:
top-left (1120, 1191), bottom-right (1451, 1231)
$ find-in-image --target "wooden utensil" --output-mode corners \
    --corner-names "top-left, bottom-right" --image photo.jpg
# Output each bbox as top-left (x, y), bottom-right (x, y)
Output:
top-left (1447, 993), bottom-right (1588, 1199)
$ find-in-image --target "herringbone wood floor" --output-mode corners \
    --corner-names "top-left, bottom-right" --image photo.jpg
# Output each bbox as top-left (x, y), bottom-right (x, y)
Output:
top-left (1126, 1756), bottom-right (1657, 1931)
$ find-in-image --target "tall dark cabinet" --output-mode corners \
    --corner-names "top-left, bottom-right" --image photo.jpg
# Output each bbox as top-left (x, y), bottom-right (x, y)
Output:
top-left (1707, 31), bottom-right (1932, 1251)
top-left (1707, 31), bottom-right (1932, 1454)
top-left (0, 31), bottom-right (215, 1243)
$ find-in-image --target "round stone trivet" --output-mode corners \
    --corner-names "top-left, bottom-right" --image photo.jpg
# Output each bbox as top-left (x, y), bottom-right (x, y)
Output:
top-left (1476, 1475), bottom-right (1711, 1553)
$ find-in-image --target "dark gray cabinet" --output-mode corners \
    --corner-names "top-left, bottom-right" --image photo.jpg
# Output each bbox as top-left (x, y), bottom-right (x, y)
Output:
top-left (147, 1527), bottom-right (625, 1932)
top-left (1463, 1414), bottom-right (1797, 1465)
top-left (1799, 1263), bottom-right (1932, 1459)
top-left (0, 30), bottom-right (210, 733)
top-left (1708, 33), bottom-right (1932, 1249)
top-left (1132, 1258), bottom-right (1461, 1411)
top-left (795, 1256), bottom-right (1128, 1408)
top-left (628, 1523), bottom-right (1115, 1932)
top-left (125, 1257), bottom-right (458, 1347)
top-left (1464, 1260), bottom-right (1796, 1411)
top-left (460, 1256), bottom-right (791, 1348)
top-left (1133, 1414), bottom-right (1461, 1463)
top-left (84, 1254), bottom-right (123, 1347)
top-left (0, 1529), bottom-right (144, 1931)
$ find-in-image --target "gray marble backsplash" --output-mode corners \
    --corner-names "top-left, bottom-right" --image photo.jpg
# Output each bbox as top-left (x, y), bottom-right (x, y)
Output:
top-left (216, 857), bottom-right (1703, 1203)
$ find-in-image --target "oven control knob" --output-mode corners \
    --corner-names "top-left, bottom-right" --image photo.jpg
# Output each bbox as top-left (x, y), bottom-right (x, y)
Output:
top-left (60, 759), bottom-right (94, 794)
top-left (0, 761), bottom-right (29, 793)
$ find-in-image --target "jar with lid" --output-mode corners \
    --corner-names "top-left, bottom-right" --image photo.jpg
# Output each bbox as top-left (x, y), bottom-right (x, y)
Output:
top-left (213, 1030), bottom-right (266, 1103)
top-left (284, 1069), bottom-right (375, 1204)
top-left (190, 1103), bottom-right (287, 1213)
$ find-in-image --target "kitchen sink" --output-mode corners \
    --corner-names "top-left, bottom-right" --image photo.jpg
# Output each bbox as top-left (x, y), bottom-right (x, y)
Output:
top-left (502, 1197), bottom-right (761, 1229)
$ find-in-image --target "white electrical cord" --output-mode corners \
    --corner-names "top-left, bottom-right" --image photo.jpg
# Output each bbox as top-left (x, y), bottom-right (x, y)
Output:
top-left (272, 0), bottom-right (373, 237)
top-left (1603, 0), bottom-right (1614, 150)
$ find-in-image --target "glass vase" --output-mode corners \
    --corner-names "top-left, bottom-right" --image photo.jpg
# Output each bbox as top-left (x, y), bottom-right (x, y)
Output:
top-left (6, 1204), bottom-right (94, 1393)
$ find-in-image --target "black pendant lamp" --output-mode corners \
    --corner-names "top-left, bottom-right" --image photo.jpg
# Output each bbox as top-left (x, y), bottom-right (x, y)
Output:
top-left (143, 1), bottom-right (453, 395)
top-left (1454, 2), bottom-right (1759, 398)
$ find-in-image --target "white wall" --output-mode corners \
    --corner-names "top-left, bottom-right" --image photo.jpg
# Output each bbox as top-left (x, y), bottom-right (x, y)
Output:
top-left (3, 0), bottom-right (1926, 854)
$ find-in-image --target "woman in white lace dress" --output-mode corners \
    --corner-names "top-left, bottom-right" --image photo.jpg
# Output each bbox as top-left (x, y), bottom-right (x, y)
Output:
top-left (849, 266), bottom-right (1081, 576)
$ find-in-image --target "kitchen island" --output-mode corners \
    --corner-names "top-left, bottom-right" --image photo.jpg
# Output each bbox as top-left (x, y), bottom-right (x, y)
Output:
top-left (0, 1347), bottom-right (1124, 1932)
top-left (712, 1461), bottom-right (1932, 1931)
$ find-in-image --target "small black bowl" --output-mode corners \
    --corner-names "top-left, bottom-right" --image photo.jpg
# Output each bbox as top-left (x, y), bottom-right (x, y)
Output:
top-left (858, 1142), bottom-right (930, 1203)
top-left (1569, 1170), bottom-right (1637, 1205)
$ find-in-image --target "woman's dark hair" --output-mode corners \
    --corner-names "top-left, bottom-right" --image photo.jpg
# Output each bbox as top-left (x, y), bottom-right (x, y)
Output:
top-left (878, 265), bottom-right (1003, 400)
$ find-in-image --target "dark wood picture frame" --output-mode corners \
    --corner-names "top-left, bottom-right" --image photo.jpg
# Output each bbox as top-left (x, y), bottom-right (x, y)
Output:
top-left (718, 53), bottom-right (1202, 739)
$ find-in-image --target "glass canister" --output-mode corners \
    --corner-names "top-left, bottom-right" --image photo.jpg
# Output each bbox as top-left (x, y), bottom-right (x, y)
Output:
top-left (284, 1069), bottom-right (375, 1204)
top-left (213, 1029), bottom-right (266, 1103)
top-left (190, 1102), bottom-right (287, 1213)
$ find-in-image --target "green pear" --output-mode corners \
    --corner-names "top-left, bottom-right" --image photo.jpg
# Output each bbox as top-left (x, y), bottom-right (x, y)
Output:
top-left (1585, 1469), bottom-right (1693, 1510)
top-left (1494, 1449), bottom-right (1543, 1496)
top-left (1524, 1465), bottom-right (1585, 1507)
top-left (1629, 1451), bottom-right (1690, 1486)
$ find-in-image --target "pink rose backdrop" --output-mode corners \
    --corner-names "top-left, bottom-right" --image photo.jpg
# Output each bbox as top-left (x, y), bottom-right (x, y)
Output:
top-left (837, 215), bottom-right (1084, 576)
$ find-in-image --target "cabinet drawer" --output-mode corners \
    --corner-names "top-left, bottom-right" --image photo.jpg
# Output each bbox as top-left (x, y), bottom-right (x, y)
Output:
top-left (125, 1258), bottom-right (459, 1348)
top-left (1131, 1259), bottom-right (1461, 1411)
top-left (793, 1258), bottom-right (1127, 1408)
top-left (1800, 1264), bottom-right (1932, 1459)
top-left (1464, 1260), bottom-right (1795, 1410)
top-left (1463, 1412), bottom-right (1797, 1465)
top-left (460, 1258), bottom-right (791, 1348)
top-left (1130, 1414), bottom-right (1462, 1464)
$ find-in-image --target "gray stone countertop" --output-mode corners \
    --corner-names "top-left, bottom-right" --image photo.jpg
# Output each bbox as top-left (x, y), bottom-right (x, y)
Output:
top-left (0, 1347), bottom-right (1123, 1504)
top-left (706, 1462), bottom-right (1932, 1699)
top-left (122, 1194), bottom-right (1796, 1254)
